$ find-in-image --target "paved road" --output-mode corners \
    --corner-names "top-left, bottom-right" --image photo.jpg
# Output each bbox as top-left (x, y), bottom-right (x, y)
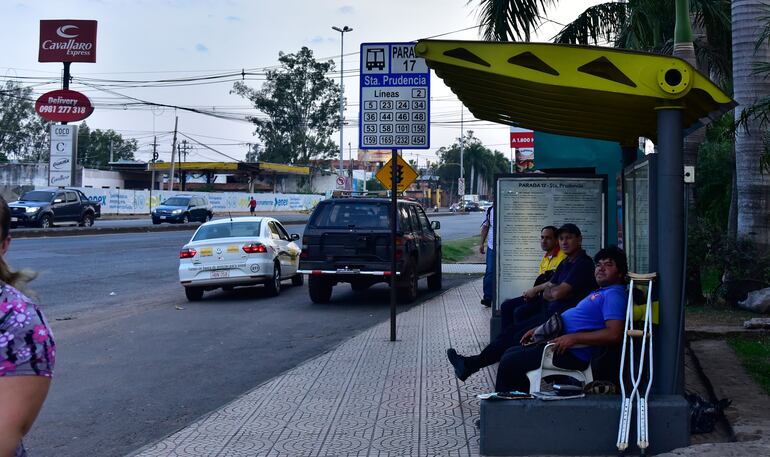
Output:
top-left (10, 210), bottom-right (481, 232)
top-left (6, 222), bottom-right (482, 457)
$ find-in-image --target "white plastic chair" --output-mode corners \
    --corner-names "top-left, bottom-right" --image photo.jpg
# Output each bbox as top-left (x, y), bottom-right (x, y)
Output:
top-left (526, 342), bottom-right (593, 394)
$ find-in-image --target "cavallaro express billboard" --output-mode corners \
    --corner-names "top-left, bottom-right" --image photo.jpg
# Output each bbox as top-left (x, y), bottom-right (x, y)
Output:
top-left (39, 19), bottom-right (97, 63)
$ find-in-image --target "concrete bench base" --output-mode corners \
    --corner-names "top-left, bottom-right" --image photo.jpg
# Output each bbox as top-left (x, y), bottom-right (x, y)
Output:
top-left (480, 395), bottom-right (689, 456)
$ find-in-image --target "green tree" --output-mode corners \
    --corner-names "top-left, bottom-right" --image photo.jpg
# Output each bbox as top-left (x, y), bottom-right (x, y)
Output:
top-left (0, 80), bottom-right (51, 162)
top-left (434, 131), bottom-right (511, 195)
top-left (76, 122), bottom-right (137, 168)
top-left (232, 47), bottom-right (341, 165)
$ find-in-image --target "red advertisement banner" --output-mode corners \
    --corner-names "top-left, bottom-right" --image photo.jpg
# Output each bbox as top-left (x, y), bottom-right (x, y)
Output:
top-left (39, 20), bottom-right (97, 63)
top-left (35, 89), bottom-right (94, 122)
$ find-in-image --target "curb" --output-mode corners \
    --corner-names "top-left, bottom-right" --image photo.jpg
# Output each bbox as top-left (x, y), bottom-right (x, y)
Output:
top-left (11, 218), bottom-right (308, 239)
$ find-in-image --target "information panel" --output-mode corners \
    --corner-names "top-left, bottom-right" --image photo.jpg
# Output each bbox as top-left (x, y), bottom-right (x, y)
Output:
top-left (494, 175), bottom-right (606, 308)
top-left (359, 42), bottom-right (430, 150)
top-left (49, 124), bottom-right (78, 187)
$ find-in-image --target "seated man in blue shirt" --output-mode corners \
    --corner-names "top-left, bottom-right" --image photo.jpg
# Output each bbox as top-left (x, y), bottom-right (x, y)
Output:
top-left (447, 246), bottom-right (627, 391)
top-left (501, 223), bottom-right (598, 332)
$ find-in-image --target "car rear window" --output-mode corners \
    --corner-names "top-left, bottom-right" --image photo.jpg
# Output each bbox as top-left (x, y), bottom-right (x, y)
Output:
top-left (192, 222), bottom-right (261, 241)
top-left (310, 202), bottom-right (390, 229)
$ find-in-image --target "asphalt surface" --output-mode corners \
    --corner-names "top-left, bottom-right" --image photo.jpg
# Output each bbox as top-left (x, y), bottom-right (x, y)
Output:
top-left (6, 218), bottom-right (483, 457)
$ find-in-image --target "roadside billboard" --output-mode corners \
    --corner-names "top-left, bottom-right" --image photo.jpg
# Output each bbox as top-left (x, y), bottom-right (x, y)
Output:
top-left (39, 20), bottom-right (97, 62)
top-left (35, 89), bottom-right (93, 123)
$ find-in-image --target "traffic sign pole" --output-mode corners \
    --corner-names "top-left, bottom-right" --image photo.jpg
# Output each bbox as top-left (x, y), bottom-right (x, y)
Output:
top-left (390, 148), bottom-right (398, 342)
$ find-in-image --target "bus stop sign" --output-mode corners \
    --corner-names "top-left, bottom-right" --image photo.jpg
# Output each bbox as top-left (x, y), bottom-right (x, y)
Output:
top-left (359, 42), bottom-right (430, 150)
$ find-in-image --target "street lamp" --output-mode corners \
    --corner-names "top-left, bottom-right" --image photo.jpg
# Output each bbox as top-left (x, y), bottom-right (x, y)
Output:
top-left (332, 25), bottom-right (353, 181)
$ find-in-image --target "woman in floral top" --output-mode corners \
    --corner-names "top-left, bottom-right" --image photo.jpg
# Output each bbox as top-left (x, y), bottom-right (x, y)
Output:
top-left (0, 196), bottom-right (55, 456)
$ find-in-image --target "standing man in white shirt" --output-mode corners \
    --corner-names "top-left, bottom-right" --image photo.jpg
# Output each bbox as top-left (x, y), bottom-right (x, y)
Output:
top-left (480, 204), bottom-right (494, 307)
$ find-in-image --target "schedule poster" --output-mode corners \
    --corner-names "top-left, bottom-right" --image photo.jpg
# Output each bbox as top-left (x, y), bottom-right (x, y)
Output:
top-left (494, 176), bottom-right (606, 308)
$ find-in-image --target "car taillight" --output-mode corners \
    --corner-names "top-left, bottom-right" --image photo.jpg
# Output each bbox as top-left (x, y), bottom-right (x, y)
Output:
top-left (180, 248), bottom-right (197, 259)
top-left (242, 243), bottom-right (267, 254)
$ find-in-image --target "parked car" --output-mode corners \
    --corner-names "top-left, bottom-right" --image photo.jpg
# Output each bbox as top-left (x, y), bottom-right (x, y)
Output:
top-left (463, 201), bottom-right (482, 212)
top-left (152, 195), bottom-right (213, 224)
top-left (178, 216), bottom-right (303, 301)
top-left (297, 197), bottom-right (442, 304)
top-left (478, 200), bottom-right (493, 211)
top-left (8, 188), bottom-right (101, 228)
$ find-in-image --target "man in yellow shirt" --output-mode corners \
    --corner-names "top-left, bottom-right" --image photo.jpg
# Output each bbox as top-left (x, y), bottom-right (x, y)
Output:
top-left (536, 225), bottom-right (567, 285)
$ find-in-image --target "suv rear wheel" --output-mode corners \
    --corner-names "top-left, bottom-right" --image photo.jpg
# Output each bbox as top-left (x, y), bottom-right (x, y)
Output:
top-left (397, 259), bottom-right (419, 303)
top-left (309, 276), bottom-right (333, 303)
top-left (427, 254), bottom-right (442, 291)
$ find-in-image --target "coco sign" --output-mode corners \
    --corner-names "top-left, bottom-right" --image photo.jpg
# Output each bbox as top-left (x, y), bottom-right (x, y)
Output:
top-left (35, 89), bottom-right (93, 123)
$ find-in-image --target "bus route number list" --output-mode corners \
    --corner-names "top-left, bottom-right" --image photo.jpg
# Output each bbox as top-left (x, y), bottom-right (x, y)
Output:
top-left (359, 43), bottom-right (430, 150)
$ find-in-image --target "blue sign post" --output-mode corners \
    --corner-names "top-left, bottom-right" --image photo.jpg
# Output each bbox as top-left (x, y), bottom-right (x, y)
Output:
top-left (359, 42), bottom-right (431, 342)
top-left (359, 42), bottom-right (430, 150)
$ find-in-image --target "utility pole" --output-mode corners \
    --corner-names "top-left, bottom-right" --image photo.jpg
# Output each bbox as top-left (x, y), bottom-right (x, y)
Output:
top-left (168, 116), bottom-right (178, 191)
top-left (179, 139), bottom-right (191, 191)
top-left (150, 136), bottom-right (158, 213)
top-left (459, 107), bottom-right (465, 196)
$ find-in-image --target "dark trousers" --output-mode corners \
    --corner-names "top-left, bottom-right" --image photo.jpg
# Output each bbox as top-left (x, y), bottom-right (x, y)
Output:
top-left (470, 320), bottom-right (587, 392)
top-left (500, 296), bottom-right (550, 332)
top-left (495, 342), bottom-right (588, 392)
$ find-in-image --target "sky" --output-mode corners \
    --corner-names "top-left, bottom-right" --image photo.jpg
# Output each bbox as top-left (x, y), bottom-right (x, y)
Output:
top-left (2, 0), bottom-right (605, 168)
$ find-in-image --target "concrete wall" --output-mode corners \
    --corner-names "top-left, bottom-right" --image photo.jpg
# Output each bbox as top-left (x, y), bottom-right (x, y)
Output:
top-left (82, 168), bottom-right (125, 188)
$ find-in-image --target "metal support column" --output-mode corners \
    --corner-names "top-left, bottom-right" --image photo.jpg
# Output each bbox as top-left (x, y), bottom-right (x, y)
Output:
top-left (654, 107), bottom-right (685, 395)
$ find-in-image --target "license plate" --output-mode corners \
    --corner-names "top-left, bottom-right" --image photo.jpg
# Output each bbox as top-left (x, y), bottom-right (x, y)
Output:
top-left (10, 217), bottom-right (17, 222)
top-left (211, 270), bottom-right (230, 279)
top-left (160, 216), bottom-right (166, 220)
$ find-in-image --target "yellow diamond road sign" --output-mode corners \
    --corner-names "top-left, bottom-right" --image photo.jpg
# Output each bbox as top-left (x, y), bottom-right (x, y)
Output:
top-left (376, 154), bottom-right (418, 192)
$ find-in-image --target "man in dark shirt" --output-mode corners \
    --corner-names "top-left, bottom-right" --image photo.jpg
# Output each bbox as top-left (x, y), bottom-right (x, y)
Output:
top-left (501, 223), bottom-right (597, 331)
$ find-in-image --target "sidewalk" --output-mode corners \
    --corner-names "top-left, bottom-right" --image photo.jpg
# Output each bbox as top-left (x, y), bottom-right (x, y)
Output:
top-left (131, 278), bottom-right (770, 457)
top-left (133, 278), bottom-right (494, 457)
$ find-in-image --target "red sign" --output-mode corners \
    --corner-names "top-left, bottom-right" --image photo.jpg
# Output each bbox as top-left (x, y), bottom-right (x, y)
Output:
top-left (35, 90), bottom-right (94, 122)
top-left (510, 130), bottom-right (534, 148)
top-left (39, 20), bottom-right (97, 63)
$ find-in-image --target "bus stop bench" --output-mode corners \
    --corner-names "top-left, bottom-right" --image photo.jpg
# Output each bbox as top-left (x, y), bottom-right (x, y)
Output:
top-left (479, 395), bottom-right (689, 456)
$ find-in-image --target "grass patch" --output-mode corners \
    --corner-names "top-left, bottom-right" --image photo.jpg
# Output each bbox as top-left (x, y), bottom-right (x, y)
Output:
top-left (727, 335), bottom-right (770, 395)
top-left (685, 304), bottom-right (756, 327)
top-left (442, 236), bottom-right (481, 263)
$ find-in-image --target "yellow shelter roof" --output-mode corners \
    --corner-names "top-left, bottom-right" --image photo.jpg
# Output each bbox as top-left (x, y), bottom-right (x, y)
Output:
top-left (415, 40), bottom-right (735, 146)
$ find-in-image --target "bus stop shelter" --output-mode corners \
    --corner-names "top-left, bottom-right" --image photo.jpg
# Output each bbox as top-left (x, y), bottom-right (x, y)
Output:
top-left (416, 40), bottom-right (735, 454)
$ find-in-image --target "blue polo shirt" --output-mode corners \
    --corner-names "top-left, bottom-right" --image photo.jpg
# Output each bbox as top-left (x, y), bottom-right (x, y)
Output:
top-left (547, 250), bottom-right (598, 314)
top-left (562, 284), bottom-right (627, 361)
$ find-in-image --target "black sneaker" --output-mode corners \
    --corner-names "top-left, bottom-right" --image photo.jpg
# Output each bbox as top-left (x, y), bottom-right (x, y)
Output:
top-left (480, 299), bottom-right (492, 307)
top-left (446, 348), bottom-right (472, 381)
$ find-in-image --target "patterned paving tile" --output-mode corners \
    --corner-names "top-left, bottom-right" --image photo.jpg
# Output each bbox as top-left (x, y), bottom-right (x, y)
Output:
top-left (131, 278), bottom-right (491, 457)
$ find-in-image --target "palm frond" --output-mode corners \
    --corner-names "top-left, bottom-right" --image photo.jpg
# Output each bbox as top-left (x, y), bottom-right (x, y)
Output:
top-left (471, 0), bottom-right (556, 42)
top-left (554, 2), bottom-right (627, 45)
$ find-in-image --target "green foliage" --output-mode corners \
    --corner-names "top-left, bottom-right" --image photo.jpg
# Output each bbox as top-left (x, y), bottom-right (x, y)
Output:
top-left (728, 336), bottom-right (770, 395)
top-left (0, 80), bottom-right (51, 162)
top-left (76, 122), bottom-right (137, 168)
top-left (696, 114), bottom-right (733, 229)
top-left (472, 0), bottom-right (556, 42)
top-left (434, 131), bottom-right (511, 194)
top-left (442, 236), bottom-right (482, 263)
top-left (366, 178), bottom-right (385, 191)
top-left (232, 47), bottom-right (341, 165)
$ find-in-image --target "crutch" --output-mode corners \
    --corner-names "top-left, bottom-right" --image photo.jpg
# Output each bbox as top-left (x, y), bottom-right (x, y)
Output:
top-left (616, 272), bottom-right (656, 455)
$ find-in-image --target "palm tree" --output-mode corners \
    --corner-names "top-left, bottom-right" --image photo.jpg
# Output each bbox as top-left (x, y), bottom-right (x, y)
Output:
top-left (733, 0), bottom-right (770, 250)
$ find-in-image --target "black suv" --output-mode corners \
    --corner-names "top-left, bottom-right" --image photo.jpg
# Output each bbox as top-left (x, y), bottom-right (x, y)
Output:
top-left (298, 197), bottom-right (442, 304)
top-left (152, 195), bottom-right (213, 224)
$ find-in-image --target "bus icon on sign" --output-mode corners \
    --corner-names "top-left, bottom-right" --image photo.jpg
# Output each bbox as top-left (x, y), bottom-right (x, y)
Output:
top-left (366, 48), bottom-right (385, 71)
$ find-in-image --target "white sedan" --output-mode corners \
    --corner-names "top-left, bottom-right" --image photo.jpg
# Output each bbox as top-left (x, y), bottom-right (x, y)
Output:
top-left (178, 217), bottom-right (303, 301)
